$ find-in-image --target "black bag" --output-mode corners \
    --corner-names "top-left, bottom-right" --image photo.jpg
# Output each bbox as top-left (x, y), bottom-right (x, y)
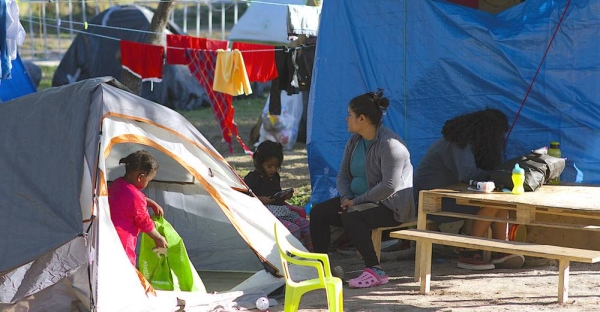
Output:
top-left (490, 147), bottom-right (566, 192)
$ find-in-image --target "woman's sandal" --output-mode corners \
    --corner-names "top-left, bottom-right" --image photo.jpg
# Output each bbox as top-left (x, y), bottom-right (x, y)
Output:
top-left (348, 268), bottom-right (389, 288)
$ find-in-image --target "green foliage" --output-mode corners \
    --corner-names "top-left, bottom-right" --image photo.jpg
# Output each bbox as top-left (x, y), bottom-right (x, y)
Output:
top-left (38, 65), bottom-right (57, 91)
top-left (287, 184), bottom-right (311, 207)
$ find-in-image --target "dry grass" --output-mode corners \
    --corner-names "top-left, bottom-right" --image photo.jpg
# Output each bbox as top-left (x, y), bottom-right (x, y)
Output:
top-left (179, 98), bottom-right (312, 207)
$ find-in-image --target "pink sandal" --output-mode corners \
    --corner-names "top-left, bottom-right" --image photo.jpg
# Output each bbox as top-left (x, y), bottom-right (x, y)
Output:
top-left (348, 268), bottom-right (389, 288)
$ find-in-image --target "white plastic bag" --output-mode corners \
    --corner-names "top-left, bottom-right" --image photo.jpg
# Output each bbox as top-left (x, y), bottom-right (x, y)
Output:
top-left (259, 91), bottom-right (303, 150)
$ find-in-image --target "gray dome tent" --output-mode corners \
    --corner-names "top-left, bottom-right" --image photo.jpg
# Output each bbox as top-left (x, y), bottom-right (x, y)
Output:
top-left (0, 77), bottom-right (314, 311)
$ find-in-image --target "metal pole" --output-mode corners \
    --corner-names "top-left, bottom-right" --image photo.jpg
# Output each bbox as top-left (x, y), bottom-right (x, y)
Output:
top-left (68, 0), bottom-right (74, 41)
top-left (55, 0), bottom-right (62, 59)
top-left (81, 0), bottom-right (87, 30)
top-left (220, 2), bottom-right (225, 40)
top-left (28, 2), bottom-right (35, 59)
top-left (42, 4), bottom-right (48, 59)
top-left (208, 2), bottom-right (212, 37)
top-left (196, 1), bottom-right (201, 36)
top-left (234, 1), bottom-right (238, 24)
top-left (183, 3), bottom-right (188, 33)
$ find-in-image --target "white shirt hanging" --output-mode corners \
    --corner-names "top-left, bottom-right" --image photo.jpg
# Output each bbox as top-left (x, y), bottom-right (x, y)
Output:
top-left (6, 0), bottom-right (26, 60)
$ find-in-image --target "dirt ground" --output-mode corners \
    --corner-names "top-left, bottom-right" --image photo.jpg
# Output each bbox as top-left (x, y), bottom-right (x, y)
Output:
top-left (262, 245), bottom-right (600, 312)
top-left (215, 117), bottom-right (600, 312)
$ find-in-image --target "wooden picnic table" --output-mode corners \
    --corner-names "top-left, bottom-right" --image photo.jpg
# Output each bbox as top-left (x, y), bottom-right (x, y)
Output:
top-left (394, 184), bottom-right (600, 303)
top-left (416, 184), bottom-right (600, 232)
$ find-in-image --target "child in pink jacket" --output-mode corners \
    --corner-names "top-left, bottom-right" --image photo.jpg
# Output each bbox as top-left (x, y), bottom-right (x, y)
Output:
top-left (108, 150), bottom-right (168, 266)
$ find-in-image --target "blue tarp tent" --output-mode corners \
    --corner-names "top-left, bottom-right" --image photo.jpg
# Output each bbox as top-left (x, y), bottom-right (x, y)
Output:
top-left (0, 55), bottom-right (37, 102)
top-left (308, 0), bottom-right (598, 204)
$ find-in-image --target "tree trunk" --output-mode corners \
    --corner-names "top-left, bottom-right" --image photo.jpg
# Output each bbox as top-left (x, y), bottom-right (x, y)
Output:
top-left (120, 0), bottom-right (176, 95)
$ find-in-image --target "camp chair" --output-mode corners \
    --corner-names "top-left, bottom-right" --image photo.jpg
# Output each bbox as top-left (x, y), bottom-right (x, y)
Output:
top-left (274, 222), bottom-right (343, 312)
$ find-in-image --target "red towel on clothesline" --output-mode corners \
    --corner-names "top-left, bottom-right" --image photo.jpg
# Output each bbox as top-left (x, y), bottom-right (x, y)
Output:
top-left (120, 40), bottom-right (164, 82)
top-left (166, 34), bottom-right (278, 82)
top-left (232, 42), bottom-right (278, 83)
top-left (207, 38), bottom-right (228, 51)
top-left (167, 35), bottom-right (207, 64)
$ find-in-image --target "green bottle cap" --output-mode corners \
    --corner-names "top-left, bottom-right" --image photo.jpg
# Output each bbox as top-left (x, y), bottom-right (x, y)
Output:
top-left (512, 163), bottom-right (524, 174)
top-left (550, 141), bottom-right (560, 149)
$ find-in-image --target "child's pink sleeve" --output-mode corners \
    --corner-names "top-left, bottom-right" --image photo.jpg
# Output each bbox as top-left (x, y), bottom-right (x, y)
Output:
top-left (132, 195), bottom-right (155, 233)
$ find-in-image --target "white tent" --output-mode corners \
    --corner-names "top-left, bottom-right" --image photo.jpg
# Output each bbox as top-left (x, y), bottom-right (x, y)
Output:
top-left (228, 0), bottom-right (307, 45)
top-left (0, 77), bottom-right (314, 311)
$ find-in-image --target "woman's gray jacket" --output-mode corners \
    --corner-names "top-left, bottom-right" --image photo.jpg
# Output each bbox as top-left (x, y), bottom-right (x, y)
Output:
top-left (337, 125), bottom-right (415, 222)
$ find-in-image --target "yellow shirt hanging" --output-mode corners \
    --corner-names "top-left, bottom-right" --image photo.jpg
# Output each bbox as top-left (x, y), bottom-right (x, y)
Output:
top-left (213, 49), bottom-right (253, 96)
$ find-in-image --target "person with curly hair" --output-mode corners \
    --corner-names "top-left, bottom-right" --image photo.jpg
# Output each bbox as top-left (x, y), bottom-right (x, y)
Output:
top-left (310, 90), bottom-right (415, 288)
top-left (414, 108), bottom-right (524, 270)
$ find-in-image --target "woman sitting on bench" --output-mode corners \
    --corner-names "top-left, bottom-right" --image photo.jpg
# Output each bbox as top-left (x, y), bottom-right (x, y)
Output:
top-left (414, 108), bottom-right (525, 270)
top-left (309, 89), bottom-right (416, 288)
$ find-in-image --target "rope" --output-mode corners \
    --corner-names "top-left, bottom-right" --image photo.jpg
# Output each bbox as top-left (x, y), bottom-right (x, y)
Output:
top-left (403, 0), bottom-right (407, 141)
top-left (504, 0), bottom-right (572, 147)
top-left (19, 0), bottom-right (285, 5)
top-left (27, 18), bottom-right (294, 54)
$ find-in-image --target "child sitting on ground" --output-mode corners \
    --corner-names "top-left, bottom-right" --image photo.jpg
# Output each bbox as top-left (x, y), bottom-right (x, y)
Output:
top-left (244, 140), bottom-right (313, 251)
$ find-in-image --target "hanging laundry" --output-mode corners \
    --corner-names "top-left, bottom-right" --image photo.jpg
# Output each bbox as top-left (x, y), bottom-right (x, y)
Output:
top-left (5, 0), bottom-right (25, 62)
top-left (167, 34), bottom-right (278, 83)
top-left (166, 34), bottom-right (273, 153)
top-left (287, 4), bottom-right (321, 37)
top-left (274, 47), bottom-right (299, 97)
top-left (166, 35), bottom-right (207, 65)
top-left (270, 42), bottom-right (316, 115)
top-left (232, 42), bottom-right (278, 83)
top-left (213, 49), bottom-right (252, 96)
top-left (185, 49), bottom-right (251, 154)
top-left (120, 40), bottom-right (164, 82)
top-left (1, 0), bottom-right (10, 79)
top-left (206, 39), bottom-right (228, 51)
top-left (296, 38), bottom-right (317, 92)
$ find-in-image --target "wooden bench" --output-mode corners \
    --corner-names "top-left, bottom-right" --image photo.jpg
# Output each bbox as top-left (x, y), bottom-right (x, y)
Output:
top-left (371, 220), bottom-right (436, 262)
top-left (390, 229), bottom-right (600, 303)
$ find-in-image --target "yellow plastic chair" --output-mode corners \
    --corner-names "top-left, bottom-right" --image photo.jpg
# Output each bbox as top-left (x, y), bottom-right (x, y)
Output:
top-left (274, 222), bottom-right (344, 312)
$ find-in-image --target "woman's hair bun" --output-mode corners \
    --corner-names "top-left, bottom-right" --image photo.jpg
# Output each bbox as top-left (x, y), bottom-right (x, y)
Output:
top-left (371, 88), bottom-right (389, 110)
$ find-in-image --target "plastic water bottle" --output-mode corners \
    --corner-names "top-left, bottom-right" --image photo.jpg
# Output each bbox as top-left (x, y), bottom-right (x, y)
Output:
top-left (547, 141), bottom-right (562, 185)
top-left (511, 163), bottom-right (525, 195)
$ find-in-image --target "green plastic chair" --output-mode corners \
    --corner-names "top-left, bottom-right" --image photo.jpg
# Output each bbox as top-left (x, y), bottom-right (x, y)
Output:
top-left (274, 222), bottom-right (344, 312)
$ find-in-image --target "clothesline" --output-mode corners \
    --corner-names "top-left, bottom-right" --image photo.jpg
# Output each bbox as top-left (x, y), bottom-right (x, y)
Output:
top-left (28, 0), bottom-right (242, 13)
top-left (27, 19), bottom-right (314, 54)
top-left (21, 0), bottom-right (294, 6)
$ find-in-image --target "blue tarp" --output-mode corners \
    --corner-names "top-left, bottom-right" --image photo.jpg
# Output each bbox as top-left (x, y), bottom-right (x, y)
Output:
top-left (308, 0), bottom-right (599, 204)
top-left (0, 55), bottom-right (36, 102)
